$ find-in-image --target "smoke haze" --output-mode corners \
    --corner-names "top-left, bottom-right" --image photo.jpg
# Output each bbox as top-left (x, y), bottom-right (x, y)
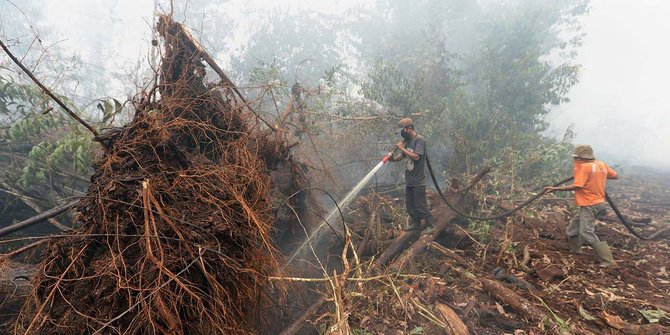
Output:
top-left (3, 0), bottom-right (668, 169)
top-left (548, 0), bottom-right (670, 170)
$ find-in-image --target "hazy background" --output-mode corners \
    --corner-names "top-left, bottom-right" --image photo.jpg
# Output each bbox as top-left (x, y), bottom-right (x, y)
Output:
top-left (548, 0), bottom-right (670, 169)
top-left (3, 0), bottom-right (669, 169)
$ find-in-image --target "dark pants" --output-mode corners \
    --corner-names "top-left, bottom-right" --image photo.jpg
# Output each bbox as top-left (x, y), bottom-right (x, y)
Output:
top-left (406, 185), bottom-right (432, 224)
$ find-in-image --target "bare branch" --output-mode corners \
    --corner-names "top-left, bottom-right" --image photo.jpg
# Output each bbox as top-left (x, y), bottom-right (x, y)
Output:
top-left (0, 39), bottom-right (100, 138)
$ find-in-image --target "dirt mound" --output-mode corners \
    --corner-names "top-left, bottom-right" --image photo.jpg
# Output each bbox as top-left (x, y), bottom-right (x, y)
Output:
top-left (14, 15), bottom-right (303, 335)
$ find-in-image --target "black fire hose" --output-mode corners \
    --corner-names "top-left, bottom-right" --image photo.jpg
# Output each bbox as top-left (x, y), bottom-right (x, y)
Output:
top-left (425, 155), bottom-right (572, 221)
top-left (425, 155), bottom-right (667, 240)
top-left (604, 193), bottom-right (668, 240)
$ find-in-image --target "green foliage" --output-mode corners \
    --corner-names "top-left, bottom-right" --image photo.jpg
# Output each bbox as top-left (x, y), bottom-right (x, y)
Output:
top-left (360, 1), bottom-right (587, 188)
top-left (96, 98), bottom-right (123, 124)
top-left (538, 296), bottom-right (571, 334)
top-left (409, 326), bottom-right (424, 334)
top-left (248, 59), bottom-right (290, 98)
top-left (468, 220), bottom-right (492, 242)
top-left (360, 58), bottom-right (425, 115)
top-left (1, 74), bottom-right (99, 192)
top-left (485, 129), bottom-right (575, 188)
top-left (18, 129), bottom-right (93, 186)
top-left (638, 309), bottom-right (667, 323)
top-left (7, 114), bottom-right (63, 141)
top-left (0, 73), bottom-right (50, 118)
top-left (465, 6), bottom-right (577, 131)
top-left (222, 5), bottom-right (348, 86)
top-left (156, 0), bottom-right (588, 198)
top-left (442, 1), bottom-right (586, 179)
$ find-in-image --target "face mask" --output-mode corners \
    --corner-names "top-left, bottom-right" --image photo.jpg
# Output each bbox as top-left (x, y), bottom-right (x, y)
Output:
top-left (400, 128), bottom-right (411, 140)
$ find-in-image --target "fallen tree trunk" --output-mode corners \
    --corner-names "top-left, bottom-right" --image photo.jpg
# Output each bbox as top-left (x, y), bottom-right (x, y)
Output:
top-left (480, 278), bottom-right (545, 321)
top-left (458, 165), bottom-right (492, 195)
top-left (387, 203), bottom-right (458, 273)
top-left (369, 230), bottom-right (419, 273)
top-left (429, 242), bottom-right (470, 267)
top-left (0, 201), bottom-right (77, 238)
top-left (372, 167), bottom-right (489, 273)
top-left (0, 239), bottom-right (49, 264)
top-left (0, 181), bottom-right (72, 232)
top-left (435, 301), bottom-right (469, 335)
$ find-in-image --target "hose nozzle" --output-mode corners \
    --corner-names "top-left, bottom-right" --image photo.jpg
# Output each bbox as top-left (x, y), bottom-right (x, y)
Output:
top-left (382, 152), bottom-right (392, 163)
top-left (382, 146), bottom-right (400, 164)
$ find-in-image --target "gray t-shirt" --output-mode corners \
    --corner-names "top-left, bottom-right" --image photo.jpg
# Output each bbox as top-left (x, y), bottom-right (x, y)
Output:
top-left (403, 135), bottom-right (427, 186)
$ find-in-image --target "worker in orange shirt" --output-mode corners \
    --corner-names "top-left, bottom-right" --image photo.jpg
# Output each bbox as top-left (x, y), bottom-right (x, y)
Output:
top-left (544, 144), bottom-right (618, 267)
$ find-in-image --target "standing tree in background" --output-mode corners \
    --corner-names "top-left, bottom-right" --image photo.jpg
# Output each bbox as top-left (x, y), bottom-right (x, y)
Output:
top-left (448, 0), bottom-right (586, 181)
top-left (0, 0), bottom-right (590, 212)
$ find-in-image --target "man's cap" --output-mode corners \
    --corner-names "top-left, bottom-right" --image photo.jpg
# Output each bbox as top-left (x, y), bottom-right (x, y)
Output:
top-left (572, 144), bottom-right (595, 160)
top-left (398, 117), bottom-right (414, 128)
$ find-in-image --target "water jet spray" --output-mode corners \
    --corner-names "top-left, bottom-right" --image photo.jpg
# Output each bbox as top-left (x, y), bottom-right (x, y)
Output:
top-left (285, 148), bottom-right (398, 266)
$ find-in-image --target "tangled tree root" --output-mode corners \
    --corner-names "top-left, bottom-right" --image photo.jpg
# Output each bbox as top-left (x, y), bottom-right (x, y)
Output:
top-left (14, 15), bottom-right (301, 335)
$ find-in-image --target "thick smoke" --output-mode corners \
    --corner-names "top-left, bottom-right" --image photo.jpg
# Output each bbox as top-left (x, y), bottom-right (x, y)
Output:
top-left (548, 1), bottom-right (670, 170)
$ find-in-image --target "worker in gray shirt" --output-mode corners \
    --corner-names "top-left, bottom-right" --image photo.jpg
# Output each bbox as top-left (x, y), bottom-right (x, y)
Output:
top-left (387, 118), bottom-right (435, 234)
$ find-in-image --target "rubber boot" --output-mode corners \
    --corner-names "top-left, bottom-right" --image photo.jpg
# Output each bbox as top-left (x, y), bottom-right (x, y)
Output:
top-left (567, 235), bottom-right (582, 254)
top-left (421, 216), bottom-right (436, 235)
top-left (592, 241), bottom-right (616, 267)
top-left (405, 217), bottom-right (421, 231)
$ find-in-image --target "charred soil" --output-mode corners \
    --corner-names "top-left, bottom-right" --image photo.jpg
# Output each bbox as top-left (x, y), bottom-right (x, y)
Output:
top-left (298, 172), bottom-right (670, 335)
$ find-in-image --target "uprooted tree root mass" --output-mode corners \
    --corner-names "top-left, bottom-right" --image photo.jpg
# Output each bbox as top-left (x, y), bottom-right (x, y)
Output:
top-left (14, 15), bottom-right (302, 335)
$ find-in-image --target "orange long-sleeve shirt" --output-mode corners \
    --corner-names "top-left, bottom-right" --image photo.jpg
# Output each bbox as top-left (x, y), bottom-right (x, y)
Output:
top-left (573, 160), bottom-right (618, 206)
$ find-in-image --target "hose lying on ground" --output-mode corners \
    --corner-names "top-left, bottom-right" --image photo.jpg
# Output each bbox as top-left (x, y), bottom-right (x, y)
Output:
top-left (605, 193), bottom-right (670, 240)
top-left (425, 155), bottom-right (572, 220)
top-left (426, 155), bottom-right (668, 240)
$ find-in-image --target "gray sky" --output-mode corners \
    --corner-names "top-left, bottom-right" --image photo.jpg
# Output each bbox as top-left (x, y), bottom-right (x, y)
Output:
top-left (41, 0), bottom-right (154, 68)
top-left (549, 0), bottom-right (670, 169)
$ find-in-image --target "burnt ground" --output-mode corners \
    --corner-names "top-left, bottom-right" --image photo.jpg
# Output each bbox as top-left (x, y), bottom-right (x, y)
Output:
top-left (4, 166), bottom-right (667, 334)
top-left (312, 170), bottom-right (670, 334)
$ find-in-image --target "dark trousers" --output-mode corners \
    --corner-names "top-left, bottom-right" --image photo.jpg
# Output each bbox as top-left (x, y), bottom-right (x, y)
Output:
top-left (406, 185), bottom-right (432, 223)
